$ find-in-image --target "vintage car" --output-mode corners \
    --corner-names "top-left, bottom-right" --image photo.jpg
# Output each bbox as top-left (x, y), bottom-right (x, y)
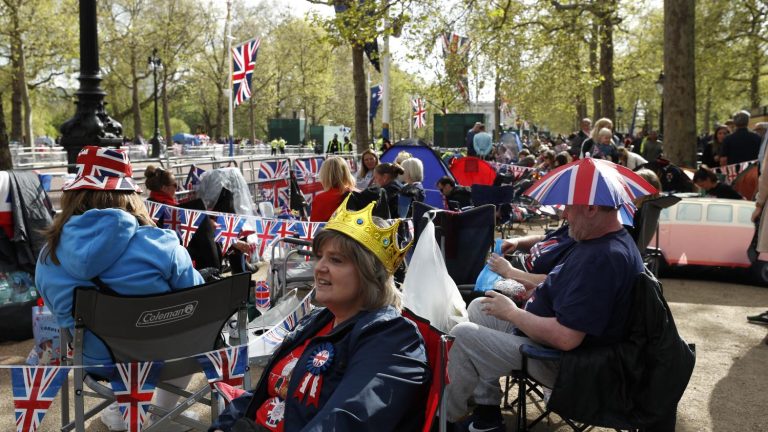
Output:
top-left (653, 196), bottom-right (768, 284)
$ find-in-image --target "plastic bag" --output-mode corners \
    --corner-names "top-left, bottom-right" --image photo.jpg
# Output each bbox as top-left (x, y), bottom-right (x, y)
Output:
top-left (474, 239), bottom-right (505, 292)
top-left (402, 218), bottom-right (467, 333)
top-left (26, 303), bottom-right (62, 366)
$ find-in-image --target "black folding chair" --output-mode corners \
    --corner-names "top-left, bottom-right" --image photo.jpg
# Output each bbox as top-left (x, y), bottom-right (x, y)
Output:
top-left (60, 273), bottom-right (251, 432)
top-left (631, 195), bottom-right (681, 276)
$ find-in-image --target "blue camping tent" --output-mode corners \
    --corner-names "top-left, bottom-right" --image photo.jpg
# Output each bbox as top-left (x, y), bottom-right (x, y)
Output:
top-left (380, 139), bottom-right (456, 208)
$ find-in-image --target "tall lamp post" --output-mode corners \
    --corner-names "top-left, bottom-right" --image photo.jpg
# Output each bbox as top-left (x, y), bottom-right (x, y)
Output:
top-left (655, 72), bottom-right (665, 136)
top-left (616, 106), bottom-right (624, 135)
top-left (148, 48), bottom-right (162, 158)
top-left (59, 0), bottom-right (122, 173)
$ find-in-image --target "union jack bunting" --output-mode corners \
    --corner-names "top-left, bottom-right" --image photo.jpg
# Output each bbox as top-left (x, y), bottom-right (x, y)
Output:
top-left (11, 366), bottom-right (70, 432)
top-left (254, 219), bottom-right (279, 258)
top-left (184, 165), bottom-right (206, 191)
top-left (162, 207), bottom-right (183, 233)
top-left (215, 214), bottom-right (245, 253)
top-left (441, 32), bottom-right (471, 100)
top-left (250, 290), bottom-right (314, 358)
top-left (254, 280), bottom-right (271, 312)
top-left (144, 201), bottom-right (168, 225)
top-left (412, 98), bottom-right (427, 129)
top-left (196, 345), bottom-right (248, 387)
top-left (176, 209), bottom-right (206, 248)
top-left (714, 160), bottom-right (756, 185)
top-left (293, 157), bottom-right (324, 210)
top-left (297, 221), bottom-right (325, 245)
top-left (271, 220), bottom-right (296, 240)
top-left (257, 160), bottom-right (291, 211)
top-left (232, 37), bottom-right (261, 107)
top-left (110, 361), bottom-right (164, 432)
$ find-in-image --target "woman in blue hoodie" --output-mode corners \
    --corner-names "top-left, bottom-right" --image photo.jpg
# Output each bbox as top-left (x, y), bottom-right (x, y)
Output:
top-left (35, 146), bottom-right (203, 431)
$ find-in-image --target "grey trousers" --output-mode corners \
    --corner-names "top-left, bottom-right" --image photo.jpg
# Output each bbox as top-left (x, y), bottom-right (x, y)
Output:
top-left (444, 298), bottom-right (559, 422)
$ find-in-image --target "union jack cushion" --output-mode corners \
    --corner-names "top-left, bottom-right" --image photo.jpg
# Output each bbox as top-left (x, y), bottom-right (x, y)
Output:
top-left (63, 146), bottom-right (141, 192)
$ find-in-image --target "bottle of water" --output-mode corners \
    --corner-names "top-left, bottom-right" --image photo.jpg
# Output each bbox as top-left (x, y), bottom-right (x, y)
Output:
top-left (0, 274), bottom-right (11, 305)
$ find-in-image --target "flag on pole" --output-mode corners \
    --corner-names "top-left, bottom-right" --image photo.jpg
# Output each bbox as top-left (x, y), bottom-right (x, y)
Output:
top-left (184, 165), bottom-right (206, 191)
top-left (370, 84), bottom-right (383, 121)
top-left (232, 37), bottom-right (261, 107)
top-left (11, 366), bottom-right (70, 432)
top-left (412, 98), bottom-right (427, 129)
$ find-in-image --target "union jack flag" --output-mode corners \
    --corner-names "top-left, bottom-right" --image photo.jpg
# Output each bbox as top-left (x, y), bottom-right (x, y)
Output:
top-left (110, 361), bottom-right (164, 432)
top-left (11, 366), bottom-right (70, 432)
top-left (196, 345), bottom-right (248, 387)
top-left (184, 165), bottom-right (206, 191)
top-left (144, 201), bottom-right (168, 225)
top-left (215, 214), bottom-right (245, 253)
top-left (412, 98), bottom-right (427, 129)
top-left (176, 209), bottom-right (205, 247)
top-left (294, 158), bottom-right (324, 209)
top-left (254, 280), bottom-right (271, 312)
top-left (232, 38), bottom-right (261, 107)
top-left (162, 207), bottom-right (183, 233)
top-left (258, 160), bottom-right (291, 211)
top-left (271, 220), bottom-right (296, 240)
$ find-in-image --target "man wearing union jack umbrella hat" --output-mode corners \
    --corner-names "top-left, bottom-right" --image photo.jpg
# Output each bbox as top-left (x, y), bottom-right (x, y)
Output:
top-left (35, 146), bottom-right (204, 430)
top-left (444, 158), bottom-right (692, 431)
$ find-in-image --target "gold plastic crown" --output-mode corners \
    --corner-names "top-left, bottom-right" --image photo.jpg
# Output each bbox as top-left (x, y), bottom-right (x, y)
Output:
top-left (325, 195), bottom-right (412, 274)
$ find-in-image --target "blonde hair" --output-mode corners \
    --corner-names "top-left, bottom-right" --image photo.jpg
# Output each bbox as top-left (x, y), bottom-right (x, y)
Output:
top-left (144, 165), bottom-right (176, 192)
top-left (320, 156), bottom-right (356, 191)
top-left (598, 127), bottom-right (613, 139)
top-left (42, 190), bottom-right (153, 265)
top-left (591, 118), bottom-right (614, 141)
top-left (400, 158), bottom-right (424, 182)
top-left (395, 151), bottom-right (413, 165)
top-left (312, 219), bottom-right (401, 311)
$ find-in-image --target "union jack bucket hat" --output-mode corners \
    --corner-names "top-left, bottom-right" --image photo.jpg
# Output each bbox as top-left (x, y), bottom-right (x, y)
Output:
top-left (62, 146), bottom-right (141, 192)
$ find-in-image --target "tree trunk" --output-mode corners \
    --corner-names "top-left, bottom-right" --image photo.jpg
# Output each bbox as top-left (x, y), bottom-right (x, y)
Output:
top-left (703, 86), bottom-right (712, 134)
top-left (0, 92), bottom-right (12, 170)
top-left (664, 0), bottom-right (696, 167)
top-left (576, 95), bottom-right (588, 129)
top-left (589, 23), bottom-right (601, 120)
top-left (10, 28), bottom-right (23, 145)
top-left (352, 44), bottom-right (368, 155)
top-left (599, 9), bottom-right (615, 122)
top-left (749, 42), bottom-right (761, 110)
top-left (19, 44), bottom-right (32, 146)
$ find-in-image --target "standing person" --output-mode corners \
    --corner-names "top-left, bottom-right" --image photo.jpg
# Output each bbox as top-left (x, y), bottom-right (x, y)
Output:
top-left (310, 156), bottom-right (357, 222)
top-left (356, 149), bottom-right (379, 190)
top-left (277, 137), bottom-right (286, 155)
top-left (569, 118), bottom-right (592, 158)
top-left (211, 197), bottom-right (428, 432)
top-left (328, 134), bottom-right (341, 154)
top-left (144, 165), bottom-right (178, 206)
top-left (343, 136), bottom-right (353, 153)
top-left (466, 122), bottom-right (482, 156)
top-left (473, 124), bottom-right (494, 159)
top-left (270, 138), bottom-right (278, 156)
top-left (702, 125), bottom-right (729, 168)
top-left (720, 110), bottom-right (761, 166)
top-left (35, 146), bottom-right (204, 431)
top-left (692, 166), bottom-right (743, 199)
top-left (749, 145), bottom-right (768, 325)
top-left (639, 130), bottom-right (664, 161)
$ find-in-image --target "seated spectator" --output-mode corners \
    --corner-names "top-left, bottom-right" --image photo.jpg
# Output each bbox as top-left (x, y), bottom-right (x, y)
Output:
top-left (536, 149), bottom-right (556, 173)
top-left (36, 146), bottom-right (204, 430)
top-left (311, 156), bottom-right (357, 222)
top-left (692, 166), bottom-right (743, 200)
top-left (444, 203), bottom-right (644, 431)
top-left (144, 165), bottom-right (178, 205)
top-left (517, 154), bottom-right (537, 168)
top-left (356, 149), bottom-right (379, 190)
top-left (436, 176), bottom-right (472, 209)
top-left (554, 151), bottom-right (572, 168)
top-left (211, 197), bottom-right (428, 432)
top-left (373, 162), bottom-right (405, 218)
top-left (617, 147), bottom-right (648, 170)
top-left (398, 158), bottom-right (426, 216)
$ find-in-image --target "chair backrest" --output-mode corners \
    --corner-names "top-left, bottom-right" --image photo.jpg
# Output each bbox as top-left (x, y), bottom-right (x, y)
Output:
top-left (634, 195), bottom-right (681, 251)
top-left (259, 201), bottom-right (275, 218)
top-left (402, 308), bottom-right (453, 432)
top-left (470, 184), bottom-right (516, 206)
top-left (73, 273), bottom-right (251, 363)
top-left (412, 202), bottom-right (496, 285)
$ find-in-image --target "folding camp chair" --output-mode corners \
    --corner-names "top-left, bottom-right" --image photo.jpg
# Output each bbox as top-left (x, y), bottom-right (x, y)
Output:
top-left (402, 308), bottom-right (454, 432)
top-left (509, 270), bottom-right (695, 432)
top-left (412, 201), bottom-right (496, 302)
top-left (60, 273), bottom-right (251, 432)
top-left (268, 237), bottom-right (315, 301)
top-left (630, 195), bottom-right (681, 276)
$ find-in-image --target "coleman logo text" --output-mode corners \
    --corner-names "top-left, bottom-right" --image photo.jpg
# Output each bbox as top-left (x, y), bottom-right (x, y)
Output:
top-left (136, 302), bottom-right (197, 327)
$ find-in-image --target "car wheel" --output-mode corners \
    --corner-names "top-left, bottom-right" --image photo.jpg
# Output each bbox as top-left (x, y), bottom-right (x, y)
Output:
top-left (751, 261), bottom-right (768, 286)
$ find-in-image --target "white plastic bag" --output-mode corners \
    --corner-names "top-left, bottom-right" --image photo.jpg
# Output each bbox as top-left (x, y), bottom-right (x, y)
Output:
top-left (402, 218), bottom-right (468, 333)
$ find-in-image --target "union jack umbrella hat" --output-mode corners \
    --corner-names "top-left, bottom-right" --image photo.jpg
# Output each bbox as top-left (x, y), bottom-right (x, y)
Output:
top-left (62, 146), bottom-right (141, 192)
top-left (524, 157), bottom-right (657, 207)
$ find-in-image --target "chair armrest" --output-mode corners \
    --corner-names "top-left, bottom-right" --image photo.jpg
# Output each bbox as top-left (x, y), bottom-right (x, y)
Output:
top-left (519, 344), bottom-right (562, 361)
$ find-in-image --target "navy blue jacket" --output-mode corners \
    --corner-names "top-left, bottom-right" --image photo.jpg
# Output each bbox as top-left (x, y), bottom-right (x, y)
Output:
top-left (211, 306), bottom-right (429, 431)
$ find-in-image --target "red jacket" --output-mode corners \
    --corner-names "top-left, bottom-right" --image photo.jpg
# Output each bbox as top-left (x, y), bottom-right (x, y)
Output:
top-left (310, 188), bottom-right (348, 222)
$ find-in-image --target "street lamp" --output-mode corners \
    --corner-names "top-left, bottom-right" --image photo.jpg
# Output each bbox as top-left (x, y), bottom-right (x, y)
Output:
top-left (148, 48), bottom-right (163, 158)
top-left (616, 106), bottom-right (624, 134)
top-left (655, 71), bottom-right (665, 136)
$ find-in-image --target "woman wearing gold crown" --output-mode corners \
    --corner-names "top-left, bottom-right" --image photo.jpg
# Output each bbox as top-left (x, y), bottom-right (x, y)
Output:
top-left (211, 196), bottom-right (429, 432)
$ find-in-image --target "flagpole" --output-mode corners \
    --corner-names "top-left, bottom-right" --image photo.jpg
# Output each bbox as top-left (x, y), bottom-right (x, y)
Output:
top-left (382, 11), bottom-right (390, 142)
top-left (408, 96), bottom-right (413, 139)
top-left (226, 0), bottom-right (234, 157)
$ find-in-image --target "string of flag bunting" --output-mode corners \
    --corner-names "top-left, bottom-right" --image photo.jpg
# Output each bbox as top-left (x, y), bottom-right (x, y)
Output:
top-left (713, 159), bottom-right (757, 185)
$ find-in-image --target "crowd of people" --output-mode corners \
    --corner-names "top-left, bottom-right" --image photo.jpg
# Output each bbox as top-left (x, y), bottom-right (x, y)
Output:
top-left (35, 108), bottom-right (768, 432)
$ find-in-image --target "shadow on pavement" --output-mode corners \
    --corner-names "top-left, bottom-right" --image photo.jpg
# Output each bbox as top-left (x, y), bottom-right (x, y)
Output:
top-left (709, 340), bottom-right (768, 431)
